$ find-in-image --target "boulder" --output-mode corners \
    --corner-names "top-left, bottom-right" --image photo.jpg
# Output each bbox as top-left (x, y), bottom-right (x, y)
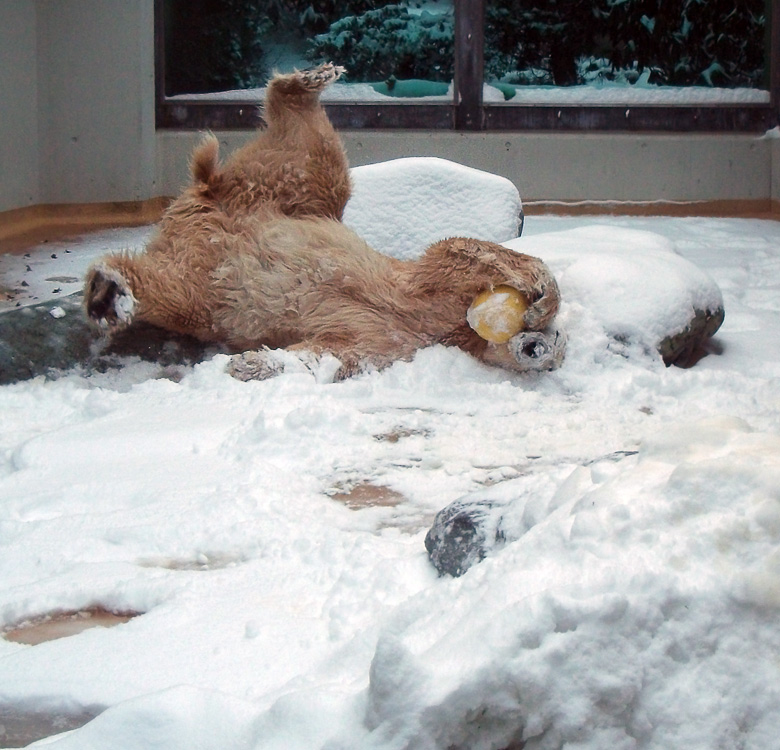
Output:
top-left (0, 293), bottom-right (219, 385)
top-left (424, 498), bottom-right (505, 577)
top-left (505, 226), bottom-right (725, 365)
top-left (426, 453), bottom-right (637, 577)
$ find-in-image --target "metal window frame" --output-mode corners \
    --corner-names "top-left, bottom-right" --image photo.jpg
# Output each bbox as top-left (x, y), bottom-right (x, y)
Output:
top-left (155, 0), bottom-right (780, 132)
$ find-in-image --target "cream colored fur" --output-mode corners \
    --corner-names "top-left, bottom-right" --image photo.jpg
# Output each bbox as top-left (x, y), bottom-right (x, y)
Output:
top-left (84, 63), bottom-right (561, 380)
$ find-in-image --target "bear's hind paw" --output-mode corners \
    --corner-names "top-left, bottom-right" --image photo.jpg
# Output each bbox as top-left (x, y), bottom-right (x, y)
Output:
top-left (227, 349), bottom-right (287, 381)
top-left (227, 348), bottom-right (343, 383)
top-left (271, 62), bottom-right (345, 96)
top-left (298, 62), bottom-right (345, 90)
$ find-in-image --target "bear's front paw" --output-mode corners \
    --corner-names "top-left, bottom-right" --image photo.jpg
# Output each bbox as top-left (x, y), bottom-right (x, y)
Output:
top-left (84, 263), bottom-right (136, 332)
top-left (509, 327), bottom-right (567, 371)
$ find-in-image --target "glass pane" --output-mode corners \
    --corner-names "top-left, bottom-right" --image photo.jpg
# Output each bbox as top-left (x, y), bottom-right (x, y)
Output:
top-left (484, 0), bottom-right (770, 104)
top-left (163, 0), bottom-right (454, 102)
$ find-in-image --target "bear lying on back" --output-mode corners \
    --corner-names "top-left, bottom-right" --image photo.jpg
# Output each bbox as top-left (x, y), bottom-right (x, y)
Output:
top-left (84, 63), bottom-right (564, 381)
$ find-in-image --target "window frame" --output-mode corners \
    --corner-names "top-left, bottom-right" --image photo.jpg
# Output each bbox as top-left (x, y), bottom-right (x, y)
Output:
top-left (155, 0), bottom-right (780, 132)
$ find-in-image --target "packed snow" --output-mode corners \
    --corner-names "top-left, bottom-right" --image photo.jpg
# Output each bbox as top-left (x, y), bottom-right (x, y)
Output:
top-left (344, 157), bottom-right (523, 259)
top-left (1, 157), bottom-right (780, 749)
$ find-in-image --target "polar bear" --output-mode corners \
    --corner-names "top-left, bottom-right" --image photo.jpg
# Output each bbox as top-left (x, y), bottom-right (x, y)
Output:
top-left (84, 63), bottom-right (563, 380)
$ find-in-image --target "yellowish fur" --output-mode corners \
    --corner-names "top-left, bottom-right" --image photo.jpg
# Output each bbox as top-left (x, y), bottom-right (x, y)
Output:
top-left (84, 63), bottom-right (561, 380)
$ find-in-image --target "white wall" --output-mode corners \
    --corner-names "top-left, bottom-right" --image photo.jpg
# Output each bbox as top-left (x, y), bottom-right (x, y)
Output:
top-left (0, 1), bottom-right (40, 211)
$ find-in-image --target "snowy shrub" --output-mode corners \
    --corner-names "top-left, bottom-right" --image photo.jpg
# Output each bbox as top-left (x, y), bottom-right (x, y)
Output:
top-left (165, 0), bottom-right (271, 94)
top-left (306, 4), bottom-right (453, 82)
top-left (485, 0), bottom-right (766, 88)
top-left (295, 0), bottom-right (385, 36)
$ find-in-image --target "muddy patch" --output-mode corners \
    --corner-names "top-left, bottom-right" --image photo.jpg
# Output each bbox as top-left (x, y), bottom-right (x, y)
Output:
top-left (2, 607), bottom-right (139, 646)
top-left (0, 702), bottom-right (104, 748)
top-left (329, 482), bottom-right (407, 510)
top-left (373, 427), bottom-right (432, 443)
top-left (137, 552), bottom-right (245, 571)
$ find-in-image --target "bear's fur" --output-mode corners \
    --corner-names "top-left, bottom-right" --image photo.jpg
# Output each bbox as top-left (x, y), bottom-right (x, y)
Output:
top-left (84, 63), bottom-right (562, 380)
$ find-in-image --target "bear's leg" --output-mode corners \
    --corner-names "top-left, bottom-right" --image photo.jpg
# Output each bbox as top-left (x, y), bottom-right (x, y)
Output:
top-left (85, 253), bottom-right (216, 340)
top-left (234, 63), bottom-right (351, 220)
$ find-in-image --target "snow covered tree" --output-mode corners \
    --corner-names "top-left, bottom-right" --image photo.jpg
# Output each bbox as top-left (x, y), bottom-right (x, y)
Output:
top-left (306, 4), bottom-right (454, 82)
top-left (598, 0), bottom-right (766, 86)
top-left (484, 0), bottom-right (766, 88)
top-left (164, 0), bottom-right (270, 94)
top-left (288, 0), bottom-right (385, 35)
top-left (164, 0), bottom-right (765, 93)
top-left (485, 0), bottom-right (596, 85)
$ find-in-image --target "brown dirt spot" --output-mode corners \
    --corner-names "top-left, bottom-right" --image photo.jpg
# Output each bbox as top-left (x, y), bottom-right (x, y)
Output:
top-left (3, 607), bottom-right (139, 646)
top-left (330, 482), bottom-right (406, 510)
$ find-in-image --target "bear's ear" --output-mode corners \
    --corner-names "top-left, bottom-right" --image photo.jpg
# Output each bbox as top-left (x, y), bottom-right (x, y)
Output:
top-left (190, 132), bottom-right (221, 188)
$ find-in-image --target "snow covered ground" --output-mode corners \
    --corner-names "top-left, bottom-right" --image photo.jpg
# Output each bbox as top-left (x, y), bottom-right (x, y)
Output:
top-left (172, 80), bottom-right (770, 105)
top-left (1, 183), bottom-right (780, 746)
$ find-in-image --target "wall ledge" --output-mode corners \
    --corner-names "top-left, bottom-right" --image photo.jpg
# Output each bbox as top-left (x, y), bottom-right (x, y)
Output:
top-left (2, 196), bottom-right (778, 255)
top-left (0, 198), bottom-right (171, 254)
top-left (523, 198), bottom-right (780, 219)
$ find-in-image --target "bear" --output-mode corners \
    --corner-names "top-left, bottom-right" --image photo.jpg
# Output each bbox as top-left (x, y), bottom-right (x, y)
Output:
top-left (84, 63), bottom-right (564, 381)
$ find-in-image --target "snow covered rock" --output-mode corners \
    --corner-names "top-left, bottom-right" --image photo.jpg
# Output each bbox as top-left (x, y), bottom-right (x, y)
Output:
top-left (382, 419), bottom-right (780, 749)
top-left (424, 497), bottom-right (505, 577)
top-left (343, 156), bottom-right (524, 259)
top-left (426, 452), bottom-right (635, 577)
top-left (506, 225), bottom-right (725, 365)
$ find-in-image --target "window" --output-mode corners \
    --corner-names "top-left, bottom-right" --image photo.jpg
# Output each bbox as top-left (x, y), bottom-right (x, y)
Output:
top-left (155, 0), bottom-right (779, 131)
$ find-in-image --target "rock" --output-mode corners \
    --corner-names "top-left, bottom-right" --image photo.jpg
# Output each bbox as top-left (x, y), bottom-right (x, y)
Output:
top-left (424, 497), bottom-right (505, 577)
top-left (0, 293), bottom-right (221, 385)
top-left (504, 226), bottom-right (726, 365)
top-left (426, 453), bottom-right (637, 576)
top-left (658, 305), bottom-right (725, 366)
top-left (0, 295), bottom-right (93, 383)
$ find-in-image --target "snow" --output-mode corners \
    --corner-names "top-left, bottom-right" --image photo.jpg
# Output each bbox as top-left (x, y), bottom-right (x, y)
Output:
top-left (2, 158), bottom-right (780, 748)
top-left (502, 83), bottom-right (769, 105)
top-left (343, 157), bottom-right (522, 259)
top-left (170, 80), bottom-right (769, 105)
top-left (505, 226), bottom-right (724, 347)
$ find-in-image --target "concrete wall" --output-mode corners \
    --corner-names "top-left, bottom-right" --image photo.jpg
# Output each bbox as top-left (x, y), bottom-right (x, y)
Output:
top-left (771, 136), bottom-right (780, 203)
top-left (157, 129), bottom-right (774, 206)
top-left (0, 0), bottom-right (156, 213)
top-left (0, 1), bottom-right (40, 211)
top-left (36, 0), bottom-right (156, 205)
